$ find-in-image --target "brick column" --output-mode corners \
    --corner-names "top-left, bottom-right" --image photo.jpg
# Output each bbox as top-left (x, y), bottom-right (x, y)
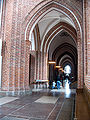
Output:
top-left (41, 52), bottom-right (48, 80)
top-left (30, 51), bottom-right (35, 84)
top-left (84, 0), bottom-right (90, 90)
top-left (49, 64), bottom-right (55, 89)
top-left (35, 50), bottom-right (41, 80)
top-left (77, 33), bottom-right (83, 89)
top-left (38, 51), bottom-right (41, 80)
top-left (25, 40), bottom-right (31, 90)
top-left (42, 52), bottom-right (45, 80)
top-left (1, 0), bottom-right (14, 91)
top-left (35, 51), bottom-right (38, 80)
top-left (44, 52), bottom-right (48, 80)
top-left (34, 51), bottom-right (48, 80)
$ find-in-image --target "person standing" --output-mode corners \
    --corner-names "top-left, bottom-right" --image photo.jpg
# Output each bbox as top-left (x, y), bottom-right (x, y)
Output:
top-left (57, 75), bottom-right (60, 89)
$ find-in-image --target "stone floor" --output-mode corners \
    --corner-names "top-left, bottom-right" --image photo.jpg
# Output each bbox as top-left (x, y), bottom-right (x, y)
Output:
top-left (75, 92), bottom-right (90, 120)
top-left (0, 80), bottom-right (76, 120)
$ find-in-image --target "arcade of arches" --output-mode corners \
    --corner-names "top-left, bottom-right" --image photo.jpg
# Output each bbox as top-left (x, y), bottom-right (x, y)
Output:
top-left (0, 0), bottom-right (90, 118)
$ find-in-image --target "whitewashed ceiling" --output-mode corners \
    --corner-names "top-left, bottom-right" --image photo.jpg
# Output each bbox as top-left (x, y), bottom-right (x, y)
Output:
top-left (38, 9), bottom-right (75, 41)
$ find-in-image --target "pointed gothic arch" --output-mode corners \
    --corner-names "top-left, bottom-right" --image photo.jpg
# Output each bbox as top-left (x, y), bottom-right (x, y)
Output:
top-left (23, 0), bottom-right (83, 89)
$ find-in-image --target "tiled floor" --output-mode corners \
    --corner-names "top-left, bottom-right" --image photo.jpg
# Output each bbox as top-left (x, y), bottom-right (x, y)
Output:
top-left (0, 81), bottom-right (76, 120)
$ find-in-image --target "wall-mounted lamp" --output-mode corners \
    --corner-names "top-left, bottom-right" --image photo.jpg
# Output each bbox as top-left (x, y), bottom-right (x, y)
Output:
top-left (55, 66), bottom-right (61, 69)
top-left (62, 70), bottom-right (65, 72)
top-left (48, 61), bottom-right (56, 64)
top-left (59, 68), bottom-right (63, 71)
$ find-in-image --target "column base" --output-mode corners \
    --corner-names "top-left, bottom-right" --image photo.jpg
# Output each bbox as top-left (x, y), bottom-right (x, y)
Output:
top-left (0, 89), bottom-right (32, 96)
top-left (76, 88), bottom-right (83, 93)
top-left (83, 85), bottom-right (90, 108)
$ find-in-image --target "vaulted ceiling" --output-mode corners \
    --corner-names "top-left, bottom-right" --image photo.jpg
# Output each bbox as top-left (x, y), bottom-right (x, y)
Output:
top-left (38, 9), bottom-right (76, 41)
top-left (33, 9), bottom-right (77, 74)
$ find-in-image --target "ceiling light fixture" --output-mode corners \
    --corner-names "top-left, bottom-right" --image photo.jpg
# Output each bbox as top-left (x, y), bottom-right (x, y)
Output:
top-left (48, 61), bottom-right (56, 64)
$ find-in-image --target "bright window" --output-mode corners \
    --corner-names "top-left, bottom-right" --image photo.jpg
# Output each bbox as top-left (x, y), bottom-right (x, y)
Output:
top-left (64, 65), bottom-right (71, 75)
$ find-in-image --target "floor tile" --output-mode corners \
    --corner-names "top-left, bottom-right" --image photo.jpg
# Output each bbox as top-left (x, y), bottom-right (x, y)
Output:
top-left (0, 97), bottom-right (19, 105)
top-left (11, 103), bottom-right (54, 119)
top-left (35, 96), bottom-right (59, 104)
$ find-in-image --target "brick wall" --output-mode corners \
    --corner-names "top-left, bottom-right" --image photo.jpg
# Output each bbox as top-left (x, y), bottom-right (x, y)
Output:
top-left (84, 0), bottom-right (90, 90)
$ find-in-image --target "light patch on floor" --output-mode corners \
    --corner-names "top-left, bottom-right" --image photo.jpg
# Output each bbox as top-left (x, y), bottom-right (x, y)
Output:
top-left (0, 116), bottom-right (29, 120)
top-left (51, 89), bottom-right (66, 92)
top-left (0, 97), bottom-right (18, 105)
top-left (51, 89), bottom-right (76, 93)
top-left (32, 89), bottom-right (42, 92)
top-left (35, 96), bottom-right (59, 104)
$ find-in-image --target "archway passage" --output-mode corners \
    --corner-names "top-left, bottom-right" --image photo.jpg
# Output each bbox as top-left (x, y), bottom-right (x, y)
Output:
top-left (26, 3), bottom-right (80, 90)
top-left (48, 31), bottom-right (77, 89)
top-left (27, 6), bottom-right (78, 89)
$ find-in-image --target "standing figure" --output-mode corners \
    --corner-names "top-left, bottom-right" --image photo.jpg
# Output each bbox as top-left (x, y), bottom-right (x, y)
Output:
top-left (57, 75), bottom-right (60, 89)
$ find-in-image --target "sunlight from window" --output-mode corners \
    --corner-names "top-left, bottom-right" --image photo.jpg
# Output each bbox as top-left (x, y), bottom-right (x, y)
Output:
top-left (64, 65), bottom-right (71, 75)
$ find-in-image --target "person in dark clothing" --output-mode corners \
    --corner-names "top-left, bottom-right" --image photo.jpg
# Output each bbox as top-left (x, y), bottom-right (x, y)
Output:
top-left (60, 74), bottom-right (64, 87)
top-left (57, 75), bottom-right (60, 89)
top-left (57, 75), bottom-right (60, 81)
